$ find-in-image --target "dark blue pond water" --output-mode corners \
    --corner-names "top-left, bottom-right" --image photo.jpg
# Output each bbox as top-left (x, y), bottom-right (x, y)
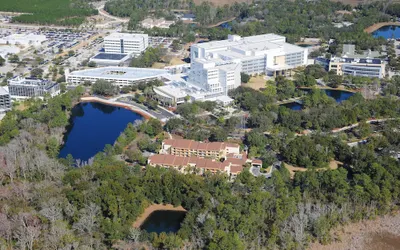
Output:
top-left (282, 102), bottom-right (302, 110)
top-left (140, 210), bottom-right (186, 234)
top-left (372, 25), bottom-right (400, 39)
top-left (59, 102), bottom-right (142, 161)
top-left (324, 89), bottom-right (354, 103)
top-left (282, 89), bottom-right (354, 110)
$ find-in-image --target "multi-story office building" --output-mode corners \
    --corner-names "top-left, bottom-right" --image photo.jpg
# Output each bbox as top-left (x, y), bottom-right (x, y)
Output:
top-left (0, 87), bottom-right (11, 113)
top-left (189, 58), bottom-right (241, 96)
top-left (328, 57), bottom-right (385, 78)
top-left (8, 76), bottom-right (60, 99)
top-left (65, 67), bottom-right (167, 86)
top-left (190, 34), bottom-right (308, 77)
top-left (104, 33), bottom-right (149, 55)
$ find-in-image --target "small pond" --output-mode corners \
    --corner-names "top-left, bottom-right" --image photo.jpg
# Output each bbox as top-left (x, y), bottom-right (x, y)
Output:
top-left (140, 210), bottom-right (186, 234)
top-left (372, 25), bottom-right (400, 39)
top-left (281, 89), bottom-right (355, 110)
top-left (282, 102), bottom-right (302, 110)
top-left (59, 102), bottom-right (143, 161)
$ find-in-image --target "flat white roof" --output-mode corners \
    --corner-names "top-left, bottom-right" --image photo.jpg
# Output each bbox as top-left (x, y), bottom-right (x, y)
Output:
top-left (193, 33), bottom-right (286, 50)
top-left (68, 67), bottom-right (167, 81)
top-left (154, 85), bottom-right (187, 99)
top-left (0, 33), bottom-right (47, 42)
top-left (105, 33), bottom-right (148, 40)
top-left (0, 86), bottom-right (9, 95)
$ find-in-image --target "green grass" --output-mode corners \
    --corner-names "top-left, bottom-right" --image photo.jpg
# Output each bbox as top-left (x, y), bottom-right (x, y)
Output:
top-left (0, 0), bottom-right (97, 26)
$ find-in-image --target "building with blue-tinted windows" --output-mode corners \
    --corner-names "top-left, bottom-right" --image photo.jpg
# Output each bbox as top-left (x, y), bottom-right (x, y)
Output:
top-left (104, 33), bottom-right (148, 55)
top-left (328, 57), bottom-right (385, 78)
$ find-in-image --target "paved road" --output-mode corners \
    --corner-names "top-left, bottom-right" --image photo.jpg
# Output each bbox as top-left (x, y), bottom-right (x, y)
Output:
top-left (116, 96), bottom-right (176, 121)
top-left (250, 161), bottom-right (281, 178)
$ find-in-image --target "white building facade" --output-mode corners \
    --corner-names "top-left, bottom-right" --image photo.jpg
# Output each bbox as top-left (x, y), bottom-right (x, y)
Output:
top-left (8, 76), bottom-right (60, 99)
top-left (0, 87), bottom-right (11, 113)
top-left (151, 34), bottom-right (307, 107)
top-left (104, 33), bottom-right (149, 55)
top-left (65, 67), bottom-right (167, 87)
top-left (190, 34), bottom-right (308, 77)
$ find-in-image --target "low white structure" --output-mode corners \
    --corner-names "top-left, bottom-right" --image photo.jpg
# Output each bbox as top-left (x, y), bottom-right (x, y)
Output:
top-left (0, 45), bottom-right (20, 59)
top-left (89, 53), bottom-right (131, 66)
top-left (65, 67), bottom-right (167, 87)
top-left (141, 18), bottom-right (175, 29)
top-left (104, 33), bottom-right (148, 55)
top-left (0, 34), bottom-right (47, 47)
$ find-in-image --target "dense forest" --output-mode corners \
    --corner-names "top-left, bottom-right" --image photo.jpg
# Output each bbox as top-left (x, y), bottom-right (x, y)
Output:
top-left (0, 0), bottom-right (97, 26)
top-left (105, 0), bottom-right (394, 50)
top-left (1, 85), bottom-right (400, 249)
top-left (1, 65), bottom-right (400, 248)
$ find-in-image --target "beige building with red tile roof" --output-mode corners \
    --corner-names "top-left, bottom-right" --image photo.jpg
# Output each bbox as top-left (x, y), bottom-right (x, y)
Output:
top-left (148, 154), bottom-right (234, 175)
top-left (161, 139), bottom-right (240, 159)
top-left (148, 140), bottom-right (262, 177)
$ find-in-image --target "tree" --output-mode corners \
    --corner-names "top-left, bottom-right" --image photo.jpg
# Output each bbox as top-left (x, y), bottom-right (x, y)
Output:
top-left (171, 39), bottom-right (182, 51)
top-left (8, 54), bottom-right (19, 63)
top-left (326, 71), bottom-right (343, 88)
top-left (88, 61), bottom-right (96, 67)
top-left (30, 68), bottom-right (44, 78)
top-left (0, 56), bottom-right (5, 66)
top-left (92, 80), bottom-right (118, 96)
top-left (241, 72), bottom-right (251, 83)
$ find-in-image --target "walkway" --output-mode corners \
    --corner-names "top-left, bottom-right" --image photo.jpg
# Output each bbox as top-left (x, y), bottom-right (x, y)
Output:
top-left (364, 22), bottom-right (400, 33)
top-left (80, 96), bottom-right (156, 119)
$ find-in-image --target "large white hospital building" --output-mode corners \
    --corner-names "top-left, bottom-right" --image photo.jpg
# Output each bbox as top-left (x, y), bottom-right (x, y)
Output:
top-left (190, 34), bottom-right (307, 77)
top-left (104, 33), bottom-right (148, 55)
top-left (154, 33), bottom-right (308, 106)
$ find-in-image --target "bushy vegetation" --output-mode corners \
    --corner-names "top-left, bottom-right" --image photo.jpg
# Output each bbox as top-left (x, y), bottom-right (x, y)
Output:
top-left (130, 47), bottom-right (164, 68)
top-left (0, 0), bottom-right (97, 26)
top-left (92, 80), bottom-right (119, 96)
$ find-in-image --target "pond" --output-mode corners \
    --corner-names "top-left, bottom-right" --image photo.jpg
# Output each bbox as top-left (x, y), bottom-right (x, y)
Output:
top-left (140, 210), bottom-right (186, 234)
top-left (324, 89), bottom-right (354, 103)
top-left (282, 102), bottom-right (302, 110)
top-left (372, 25), bottom-right (400, 39)
top-left (282, 89), bottom-right (355, 110)
top-left (59, 102), bottom-right (143, 162)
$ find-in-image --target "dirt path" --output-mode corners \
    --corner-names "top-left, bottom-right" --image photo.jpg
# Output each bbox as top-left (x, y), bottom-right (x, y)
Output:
top-left (132, 204), bottom-right (186, 228)
top-left (308, 212), bottom-right (400, 250)
top-left (364, 22), bottom-right (400, 33)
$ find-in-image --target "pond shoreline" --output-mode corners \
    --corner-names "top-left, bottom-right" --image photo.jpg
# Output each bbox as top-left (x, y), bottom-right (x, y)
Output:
top-left (133, 204), bottom-right (187, 228)
top-left (364, 22), bottom-right (400, 33)
top-left (80, 96), bottom-right (154, 120)
top-left (308, 212), bottom-right (400, 250)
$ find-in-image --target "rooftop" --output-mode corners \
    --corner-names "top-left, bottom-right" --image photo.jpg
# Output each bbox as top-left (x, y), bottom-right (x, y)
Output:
top-left (68, 67), bottom-right (168, 80)
top-left (105, 33), bottom-right (148, 40)
top-left (148, 154), bottom-right (229, 171)
top-left (331, 57), bottom-right (383, 64)
top-left (193, 33), bottom-right (286, 50)
top-left (92, 53), bottom-right (128, 61)
top-left (163, 139), bottom-right (239, 151)
top-left (0, 87), bottom-right (9, 95)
